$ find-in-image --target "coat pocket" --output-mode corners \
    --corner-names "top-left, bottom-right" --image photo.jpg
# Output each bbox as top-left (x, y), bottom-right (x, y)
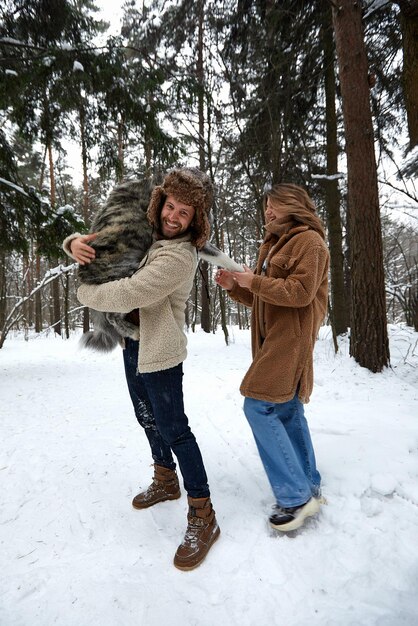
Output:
top-left (269, 254), bottom-right (298, 278)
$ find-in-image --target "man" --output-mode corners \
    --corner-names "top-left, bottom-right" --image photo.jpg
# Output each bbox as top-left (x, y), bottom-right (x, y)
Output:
top-left (63, 168), bottom-right (220, 570)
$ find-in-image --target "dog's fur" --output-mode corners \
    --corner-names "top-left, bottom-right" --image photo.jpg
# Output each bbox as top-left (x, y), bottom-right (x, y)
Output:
top-left (79, 179), bottom-right (242, 352)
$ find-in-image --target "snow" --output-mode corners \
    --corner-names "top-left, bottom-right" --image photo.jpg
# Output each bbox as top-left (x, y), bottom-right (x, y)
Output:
top-left (73, 61), bottom-right (84, 72)
top-left (1, 324), bottom-right (418, 625)
top-left (60, 42), bottom-right (74, 51)
top-left (44, 264), bottom-right (75, 278)
top-left (0, 37), bottom-right (26, 46)
top-left (42, 57), bottom-right (55, 67)
top-left (55, 204), bottom-right (74, 216)
top-left (0, 177), bottom-right (29, 197)
top-left (312, 174), bottom-right (345, 181)
top-left (364, 0), bottom-right (392, 19)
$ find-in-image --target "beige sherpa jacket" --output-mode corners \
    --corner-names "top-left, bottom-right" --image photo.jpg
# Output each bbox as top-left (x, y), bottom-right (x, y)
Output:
top-left (76, 235), bottom-right (198, 373)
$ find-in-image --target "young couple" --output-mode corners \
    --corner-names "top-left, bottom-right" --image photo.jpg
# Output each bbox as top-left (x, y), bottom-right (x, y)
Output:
top-left (64, 167), bottom-right (329, 571)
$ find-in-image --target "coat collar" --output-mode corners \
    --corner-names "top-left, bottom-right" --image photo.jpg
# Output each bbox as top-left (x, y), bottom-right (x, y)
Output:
top-left (258, 222), bottom-right (311, 271)
top-left (264, 219), bottom-right (310, 242)
top-left (152, 233), bottom-right (193, 247)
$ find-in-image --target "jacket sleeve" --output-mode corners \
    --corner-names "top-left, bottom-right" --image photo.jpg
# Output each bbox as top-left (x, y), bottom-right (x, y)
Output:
top-left (77, 246), bottom-right (196, 312)
top-left (227, 283), bottom-right (254, 308)
top-left (250, 245), bottom-right (328, 308)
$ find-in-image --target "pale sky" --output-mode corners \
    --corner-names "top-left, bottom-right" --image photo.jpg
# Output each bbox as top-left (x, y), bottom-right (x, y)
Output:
top-left (95, 0), bottom-right (124, 33)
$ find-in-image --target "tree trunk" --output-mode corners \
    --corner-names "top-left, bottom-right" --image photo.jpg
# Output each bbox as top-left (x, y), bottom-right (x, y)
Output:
top-left (28, 244), bottom-right (34, 326)
top-left (35, 147), bottom-right (47, 334)
top-left (0, 251), bottom-right (6, 331)
top-left (396, 0), bottom-right (418, 149)
top-left (322, 3), bottom-right (348, 336)
top-left (23, 245), bottom-right (34, 328)
top-left (117, 119), bottom-right (124, 183)
top-left (191, 276), bottom-right (198, 333)
top-left (64, 273), bottom-right (70, 339)
top-left (185, 298), bottom-right (190, 330)
top-left (197, 0), bottom-right (211, 333)
top-left (34, 252), bottom-right (42, 332)
top-left (79, 101), bottom-right (90, 225)
top-left (213, 209), bottom-right (229, 344)
top-left (23, 252), bottom-right (30, 329)
top-left (265, 2), bottom-right (283, 184)
top-left (52, 274), bottom-right (61, 336)
top-left (79, 100), bottom-right (91, 335)
top-left (144, 91), bottom-right (154, 179)
top-left (333, 0), bottom-right (389, 372)
top-left (48, 141), bottom-right (61, 336)
top-left (217, 285), bottom-right (229, 345)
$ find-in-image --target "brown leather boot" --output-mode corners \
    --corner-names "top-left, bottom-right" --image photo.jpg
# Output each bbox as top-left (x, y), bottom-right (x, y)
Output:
top-left (173, 496), bottom-right (220, 571)
top-left (132, 464), bottom-right (181, 509)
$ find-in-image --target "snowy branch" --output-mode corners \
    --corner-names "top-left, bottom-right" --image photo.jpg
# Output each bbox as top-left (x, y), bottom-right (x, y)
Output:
top-left (0, 177), bottom-right (30, 197)
top-left (311, 173), bottom-right (345, 181)
top-left (0, 263), bottom-right (76, 348)
top-left (39, 305), bottom-right (85, 335)
top-left (364, 0), bottom-right (392, 19)
top-left (378, 179), bottom-right (418, 205)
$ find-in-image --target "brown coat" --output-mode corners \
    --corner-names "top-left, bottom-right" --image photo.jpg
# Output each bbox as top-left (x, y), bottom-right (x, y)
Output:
top-left (229, 220), bottom-right (329, 404)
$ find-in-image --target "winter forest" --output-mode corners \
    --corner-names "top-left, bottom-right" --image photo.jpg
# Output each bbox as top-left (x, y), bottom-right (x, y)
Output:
top-left (0, 0), bottom-right (417, 371)
top-left (2, 2), bottom-right (418, 624)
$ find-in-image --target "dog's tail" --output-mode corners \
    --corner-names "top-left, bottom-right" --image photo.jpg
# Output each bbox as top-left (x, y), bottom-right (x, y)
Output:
top-left (79, 329), bottom-right (120, 352)
top-left (79, 310), bottom-right (121, 352)
top-left (198, 242), bottom-right (244, 272)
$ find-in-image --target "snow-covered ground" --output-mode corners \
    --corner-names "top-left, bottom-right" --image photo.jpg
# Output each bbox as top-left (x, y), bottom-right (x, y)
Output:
top-left (1, 325), bottom-right (418, 626)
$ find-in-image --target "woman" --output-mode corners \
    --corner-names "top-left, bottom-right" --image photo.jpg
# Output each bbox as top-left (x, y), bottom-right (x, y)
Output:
top-left (216, 183), bottom-right (329, 532)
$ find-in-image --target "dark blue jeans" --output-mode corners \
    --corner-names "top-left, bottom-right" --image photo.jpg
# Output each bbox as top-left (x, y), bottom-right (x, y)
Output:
top-left (123, 338), bottom-right (210, 498)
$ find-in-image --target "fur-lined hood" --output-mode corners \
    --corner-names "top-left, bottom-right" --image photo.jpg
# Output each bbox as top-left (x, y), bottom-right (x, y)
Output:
top-left (147, 167), bottom-right (213, 250)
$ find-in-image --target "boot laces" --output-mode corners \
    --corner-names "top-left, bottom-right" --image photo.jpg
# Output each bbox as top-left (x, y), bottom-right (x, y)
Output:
top-left (188, 516), bottom-right (206, 528)
top-left (181, 519), bottom-right (205, 547)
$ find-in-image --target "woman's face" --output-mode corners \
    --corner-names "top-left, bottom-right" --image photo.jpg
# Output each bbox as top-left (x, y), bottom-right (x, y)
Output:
top-left (265, 197), bottom-right (289, 223)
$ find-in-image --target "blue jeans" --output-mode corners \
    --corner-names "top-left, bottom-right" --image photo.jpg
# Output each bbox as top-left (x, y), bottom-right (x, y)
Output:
top-left (244, 393), bottom-right (321, 508)
top-left (123, 338), bottom-right (209, 499)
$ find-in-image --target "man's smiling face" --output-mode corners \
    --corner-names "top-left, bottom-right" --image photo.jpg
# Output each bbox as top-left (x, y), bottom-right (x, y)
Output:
top-left (160, 195), bottom-right (195, 238)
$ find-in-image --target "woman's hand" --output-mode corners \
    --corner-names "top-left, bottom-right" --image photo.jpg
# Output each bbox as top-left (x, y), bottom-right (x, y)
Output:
top-left (216, 266), bottom-right (254, 290)
top-left (215, 269), bottom-right (235, 290)
top-left (231, 265), bottom-right (254, 290)
top-left (70, 233), bottom-right (98, 265)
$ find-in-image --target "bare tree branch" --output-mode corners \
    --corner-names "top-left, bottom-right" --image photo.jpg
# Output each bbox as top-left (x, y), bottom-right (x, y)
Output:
top-left (0, 263), bottom-right (76, 348)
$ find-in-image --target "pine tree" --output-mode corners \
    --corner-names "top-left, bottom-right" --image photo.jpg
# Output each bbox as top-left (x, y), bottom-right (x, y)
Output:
top-left (0, 0), bottom-right (102, 338)
top-left (333, 0), bottom-right (390, 372)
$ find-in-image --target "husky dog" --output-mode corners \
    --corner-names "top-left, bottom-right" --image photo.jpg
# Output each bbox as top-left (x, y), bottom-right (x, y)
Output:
top-left (78, 177), bottom-right (242, 352)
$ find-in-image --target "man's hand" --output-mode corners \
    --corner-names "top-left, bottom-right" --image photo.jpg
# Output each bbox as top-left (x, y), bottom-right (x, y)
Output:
top-left (70, 233), bottom-right (98, 265)
top-left (215, 269), bottom-right (235, 290)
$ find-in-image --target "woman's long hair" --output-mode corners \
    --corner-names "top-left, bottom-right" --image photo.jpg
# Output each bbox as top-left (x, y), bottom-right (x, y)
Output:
top-left (263, 183), bottom-right (326, 240)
